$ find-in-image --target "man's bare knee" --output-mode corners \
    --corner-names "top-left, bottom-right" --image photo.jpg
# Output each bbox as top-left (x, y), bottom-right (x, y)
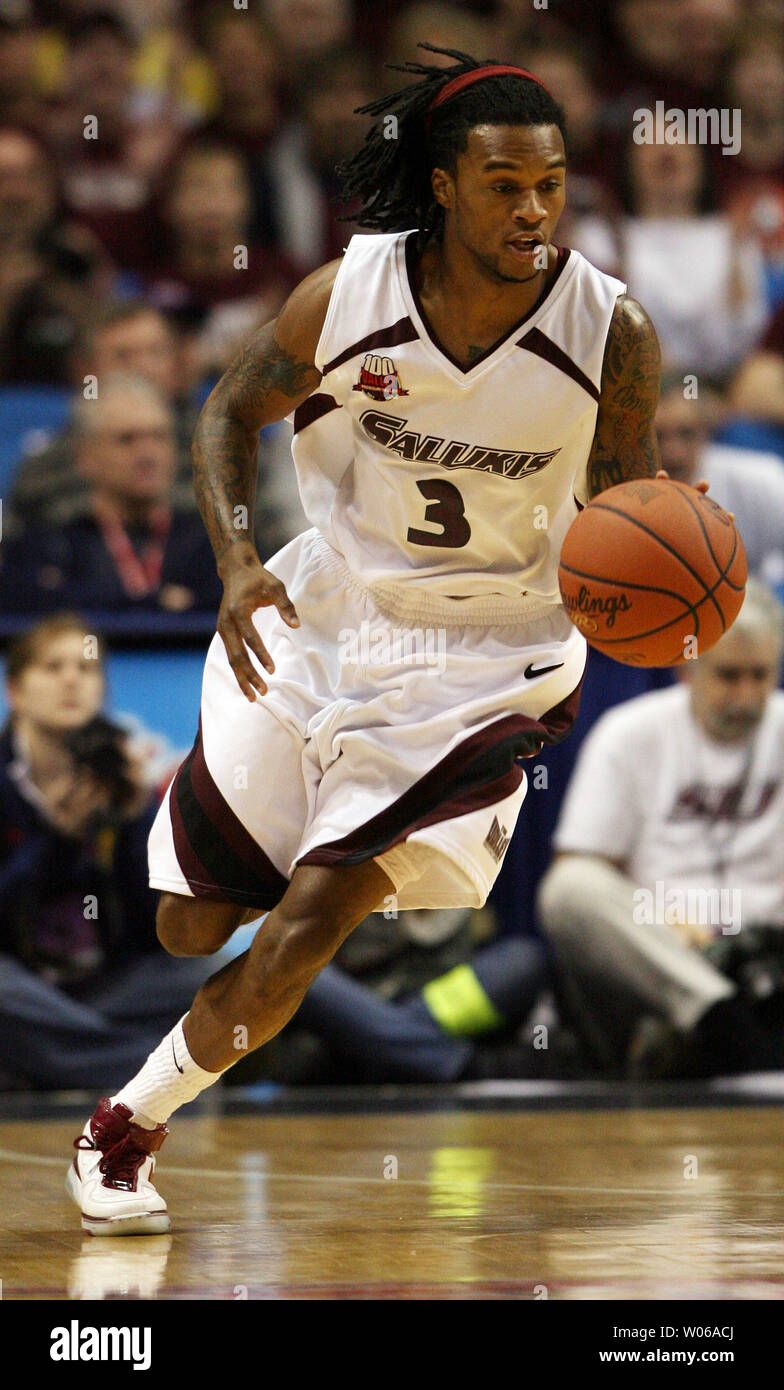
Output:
top-left (247, 860), bottom-right (394, 993)
top-left (156, 893), bottom-right (246, 957)
top-left (254, 902), bottom-right (354, 987)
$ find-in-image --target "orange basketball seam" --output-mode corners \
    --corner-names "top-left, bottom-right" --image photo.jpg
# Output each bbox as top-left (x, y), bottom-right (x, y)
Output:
top-left (561, 568), bottom-right (743, 650)
top-left (558, 561), bottom-right (702, 600)
top-left (583, 497), bottom-right (725, 626)
top-left (676, 486), bottom-right (746, 604)
top-left (558, 560), bottom-right (704, 642)
top-left (559, 554), bottom-right (742, 650)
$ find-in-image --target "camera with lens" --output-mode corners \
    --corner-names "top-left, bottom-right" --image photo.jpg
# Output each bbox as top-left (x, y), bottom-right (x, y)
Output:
top-left (65, 715), bottom-right (140, 820)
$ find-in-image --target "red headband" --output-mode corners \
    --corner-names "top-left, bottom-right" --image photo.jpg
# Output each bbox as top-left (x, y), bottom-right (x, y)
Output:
top-left (426, 64), bottom-right (552, 123)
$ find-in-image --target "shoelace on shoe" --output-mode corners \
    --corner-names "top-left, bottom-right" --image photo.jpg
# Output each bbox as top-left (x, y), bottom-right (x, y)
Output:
top-left (74, 1132), bottom-right (151, 1191)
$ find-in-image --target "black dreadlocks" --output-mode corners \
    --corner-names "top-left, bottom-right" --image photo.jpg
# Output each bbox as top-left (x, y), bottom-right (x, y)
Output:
top-left (338, 44), bottom-right (567, 248)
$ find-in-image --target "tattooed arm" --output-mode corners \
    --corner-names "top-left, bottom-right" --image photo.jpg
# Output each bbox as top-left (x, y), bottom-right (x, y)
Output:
top-left (193, 259), bottom-right (340, 699)
top-left (585, 295), bottom-right (662, 499)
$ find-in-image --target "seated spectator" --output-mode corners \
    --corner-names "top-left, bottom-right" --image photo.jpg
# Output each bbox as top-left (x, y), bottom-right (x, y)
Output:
top-left (46, 10), bottom-right (180, 272)
top-left (0, 375), bottom-right (222, 617)
top-left (5, 297), bottom-right (302, 556)
top-left (729, 302), bottom-right (784, 452)
top-left (263, 0), bottom-right (352, 92)
top-left (606, 0), bottom-right (738, 112)
top-left (537, 581), bottom-right (784, 1079)
top-left (492, 0), bottom-right (546, 54)
top-left (573, 133), bottom-right (767, 384)
top-left (385, 2), bottom-right (492, 72)
top-left (717, 26), bottom-right (784, 304)
top-left (142, 140), bottom-right (297, 376)
top-left (221, 909), bottom-right (570, 1085)
top-left (266, 47), bottom-right (376, 272)
top-left (192, 7), bottom-right (283, 250)
top-left (0, 5), bottom-right (47, 132)
top-left (6, 300), bottom-right (198, 537)
top-left (39, 2), bottom-right (214, 130)
top-left (519, 39), bottom-right (621, 227)
top-left (114, 0), bottom-right (216, 129)
top-left (194, 8), bottom-right (279, 161)
top-left (677, 0), bottom-right (741, 100)
top-left (0, 124), bottom-right (111, 384)
top-left (655, 375), bottom-right (784, 586)
top-left (0, 612), bottom-right (213, 1090)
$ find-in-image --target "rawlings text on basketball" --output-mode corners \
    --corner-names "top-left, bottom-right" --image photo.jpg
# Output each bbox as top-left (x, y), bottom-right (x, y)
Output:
top-left (561, 585), bottom-right (633, 630)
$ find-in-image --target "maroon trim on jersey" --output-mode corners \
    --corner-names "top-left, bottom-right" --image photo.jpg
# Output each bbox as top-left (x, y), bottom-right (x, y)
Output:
top-left (293, 392), bottom-right (341, 435)
top-left (404, 234), bottom-right (571, 374)
top-left (517, 326), bottom-right (600, 403)
top-left (322, 316), bottom-right (419, 376)
top-left (297, 680), bottom-right (584, 869)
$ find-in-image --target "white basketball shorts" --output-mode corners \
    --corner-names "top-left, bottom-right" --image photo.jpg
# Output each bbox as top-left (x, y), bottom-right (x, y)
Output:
top-left (148, 528), bottom-right (587, 911)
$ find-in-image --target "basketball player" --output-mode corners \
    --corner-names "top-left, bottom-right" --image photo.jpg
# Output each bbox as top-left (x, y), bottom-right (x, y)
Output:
top-left (67, 47), bottom-right (665, 1233)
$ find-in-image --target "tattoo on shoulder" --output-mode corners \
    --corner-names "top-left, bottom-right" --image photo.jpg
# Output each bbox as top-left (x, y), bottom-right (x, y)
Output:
top-left (586, 295), bottom-right (662, 499)
top-left (222, 332), bottom-right (321, 416)
top-left (192, 326), bottom-right (321, 563)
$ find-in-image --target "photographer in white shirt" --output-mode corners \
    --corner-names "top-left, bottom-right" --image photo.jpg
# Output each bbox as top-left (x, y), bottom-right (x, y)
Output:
top-left (537, 580), bottom-right (784, 1078)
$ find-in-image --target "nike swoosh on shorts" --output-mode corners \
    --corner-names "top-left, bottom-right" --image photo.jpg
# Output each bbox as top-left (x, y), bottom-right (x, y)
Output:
top-left (523, 662), bottom-right (565, 679)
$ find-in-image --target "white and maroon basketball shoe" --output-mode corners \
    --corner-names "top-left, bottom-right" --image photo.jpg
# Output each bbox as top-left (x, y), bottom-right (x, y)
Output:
top-left (66, 1097), bottom-right (171, 1236)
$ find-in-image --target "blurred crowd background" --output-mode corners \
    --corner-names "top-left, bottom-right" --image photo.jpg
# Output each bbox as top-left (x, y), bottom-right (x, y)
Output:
top-left (2, 0), bottom-right (784, 1093)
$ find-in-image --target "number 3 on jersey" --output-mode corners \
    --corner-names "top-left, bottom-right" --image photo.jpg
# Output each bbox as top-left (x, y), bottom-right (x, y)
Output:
top-left (406, 479), bottom-right (471, 548)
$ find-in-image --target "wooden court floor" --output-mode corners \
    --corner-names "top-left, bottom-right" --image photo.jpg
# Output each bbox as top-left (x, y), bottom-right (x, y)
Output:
top-left (1, 1104), bottom-right (783, 1300)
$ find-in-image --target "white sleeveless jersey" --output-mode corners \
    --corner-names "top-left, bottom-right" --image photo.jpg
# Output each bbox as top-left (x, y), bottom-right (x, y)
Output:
top-left (290, 231), bottom-right (625, 608)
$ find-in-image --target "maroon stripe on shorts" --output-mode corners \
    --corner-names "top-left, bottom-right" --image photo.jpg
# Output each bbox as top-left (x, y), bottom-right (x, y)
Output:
top-left (298, 682), bottom-right (583, 868)
top-left (517, 326), bottom-right (600, 403)
top-left (169, 723), bottom-right (289, 906)
top-left (169, 773), bottom-right (218, 895)
top-left (322, 316), bottom-right (419, 376)
top-left (188, 730), bottom-right (286, 884)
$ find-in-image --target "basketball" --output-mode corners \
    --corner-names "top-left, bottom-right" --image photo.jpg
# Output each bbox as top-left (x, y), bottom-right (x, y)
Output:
top-left (558, 478), bottom-right (748, 667)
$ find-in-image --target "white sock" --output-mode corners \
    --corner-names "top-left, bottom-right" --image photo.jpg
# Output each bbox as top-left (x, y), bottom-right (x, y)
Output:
top-left (111, 1015), bottom-right (223, 1127)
